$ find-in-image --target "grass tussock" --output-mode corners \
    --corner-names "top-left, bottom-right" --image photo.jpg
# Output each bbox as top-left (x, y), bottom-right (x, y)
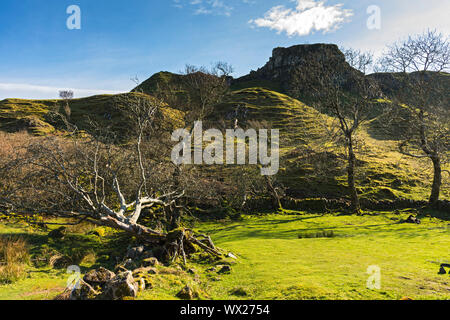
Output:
top-left (0, 236), bottom-right (30, 284)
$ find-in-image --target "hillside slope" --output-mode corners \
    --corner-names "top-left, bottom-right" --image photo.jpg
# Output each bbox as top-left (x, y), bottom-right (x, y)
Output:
top-left (0, 92), bottom-right (185, 137)
top-left (212, 87), bottom-right (449, 203)
top-left (0, 85), bottom-right (447, 204)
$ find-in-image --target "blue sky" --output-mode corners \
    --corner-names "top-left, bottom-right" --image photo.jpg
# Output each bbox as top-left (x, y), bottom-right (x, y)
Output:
top-left (0, 0), bottom-right (449, 99)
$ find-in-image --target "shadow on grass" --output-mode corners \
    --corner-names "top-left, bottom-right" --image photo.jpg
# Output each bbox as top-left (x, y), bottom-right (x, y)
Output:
top-left (204, 210), bottom-right (450, 243)
top-left (416, 208), bottom-right (450, 221)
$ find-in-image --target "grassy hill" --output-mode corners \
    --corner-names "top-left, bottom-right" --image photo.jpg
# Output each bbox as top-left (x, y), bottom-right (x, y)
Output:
top-left (0, 92), bottom-right (185, 137)
top-left (134, 72), bottom-right (449, 204)
top-left (210, 87), bottom-right (449, 203)
top-left (132, 71), bottom-right (185, 97)
top-left (0, 81), bottom-right (447, 204)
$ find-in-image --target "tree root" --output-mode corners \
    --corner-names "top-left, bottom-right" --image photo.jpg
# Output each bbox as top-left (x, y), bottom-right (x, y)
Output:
top-left (165, 228), bottom-right (222, 264)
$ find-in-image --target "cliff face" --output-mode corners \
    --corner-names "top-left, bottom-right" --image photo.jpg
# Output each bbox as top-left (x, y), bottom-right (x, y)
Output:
top-left (233, 44), bottom-right (352, 95)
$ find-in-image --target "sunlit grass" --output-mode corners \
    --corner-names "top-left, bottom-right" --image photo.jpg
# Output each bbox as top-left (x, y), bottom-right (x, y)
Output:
top-left (194, 212), bottom-right (450, 300)
top-left (0, 210), bottom-right (448, 300)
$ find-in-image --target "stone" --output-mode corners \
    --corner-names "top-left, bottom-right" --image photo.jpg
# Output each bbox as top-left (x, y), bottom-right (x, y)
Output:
top-left (133, 267), bottom-right (158, 275)
top-left (217, 265), bottom-right (232, 274)
top-left (126, 246), bottom-right (145, 259)
top-left (132, 268), bottom-right (155, 289)
top-left (70, 280), bottom-right (100, 300)
top-left (50, 255), bottom-right (72, 269)
top-left (142, 257), bottom-right (160, 267)
top-left (102, 271), bottom-right (139, 300)
top-left (405, 215), bottom-right (421, 224)
top-left (438, 264), bottom-right (450, 275)
top-left (120, 258), bottom-right (140, 271)
top-left (187, 268), bottom-right (196, 275)
top-left (141, 250), bottom-right (155, 260)
top-left (176, 285), bottom-right (197, 300)
top-left (230, 287), bottom-right (248, 297)
top-left (48, 227), bottom-right (67, 239)
top-left (83, 267), bottom-right (116, 288)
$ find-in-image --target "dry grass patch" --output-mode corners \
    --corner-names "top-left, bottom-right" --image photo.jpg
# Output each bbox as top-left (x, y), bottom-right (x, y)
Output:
top-left (0, 236), bottom-right (30, 284)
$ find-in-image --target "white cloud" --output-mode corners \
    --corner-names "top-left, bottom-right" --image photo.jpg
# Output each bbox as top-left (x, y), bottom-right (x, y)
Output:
top-left (0, 83), bottom-right (121, 100)
top-left (249, 0), bottom-right (353, 37)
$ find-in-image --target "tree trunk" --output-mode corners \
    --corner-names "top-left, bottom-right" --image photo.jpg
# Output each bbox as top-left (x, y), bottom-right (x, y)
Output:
top-left (347, 136), bottom-right (361, 213)
top-left (99, 215), bottom-right (166, 244)
top-left (265, 175), bottom-right (282, 210)
top-left (97, 215), bottom-right (222, 262)
top-left (429, 155), bottom-right (442, 205)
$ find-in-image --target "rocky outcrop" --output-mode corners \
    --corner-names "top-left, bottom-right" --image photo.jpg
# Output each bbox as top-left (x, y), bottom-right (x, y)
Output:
top-left (233, 44), bottom-right (357, 98)
top-left (83, 267), bottom-right (116, 289)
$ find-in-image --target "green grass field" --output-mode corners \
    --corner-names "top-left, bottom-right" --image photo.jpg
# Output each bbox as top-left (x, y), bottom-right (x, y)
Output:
top-left (194, 212), bottom-right (449, 300)
top-left (0, 210), bottom-right (448, 300)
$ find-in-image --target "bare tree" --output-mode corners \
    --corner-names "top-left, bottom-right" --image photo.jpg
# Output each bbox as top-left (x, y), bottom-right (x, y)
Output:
top-left (59, 90), bottom-right (74, 119)
top-left (342, 48), bottom-right (374, 74)
top-left (376, 29), bottom-right (450, 73)
top-left (181, 62), bottom-right (233, 123)
top-left (378, 31), bottom-right (450, 205)
top-left (396, 90), bottom-right (449, 205)
top-left (298, 50), bottom-right (380, 213)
